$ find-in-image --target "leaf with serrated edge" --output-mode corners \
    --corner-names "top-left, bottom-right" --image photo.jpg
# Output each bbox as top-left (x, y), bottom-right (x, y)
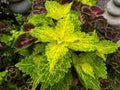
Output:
top-left (15, 56), bottom-right (35, 75)
top-left (55, 14), bottom-right (78, 43)
top-left (68, 32), bottom-right (99, 52)
top-left (72, 53), bottom-right (107, 90)
top-left (28, 13), bottom-right (54, 27)
top-left (40, 55), bottom-right (72, 90)
top-left (46, 70), bottom-right (72, 90)
top-left (45, 1), bottom-right (72, 20)
top-left (96, 40), bottom-right (119, 60)
top-left (97, 40), bottom-right (119, 54)
top-left (45, 42), bottom-right (69, 72)
top-left (0, 34), bottom-right (13, 46)
top-left (79, 53), bottom-right (107, 79)
top-left (30, 27), bottom-right (57, 42)
top-left (16, 54), bottom-right (72, 90)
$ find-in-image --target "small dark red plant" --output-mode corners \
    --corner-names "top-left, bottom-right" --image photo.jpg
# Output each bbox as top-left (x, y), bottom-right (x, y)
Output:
top-left (79, 5), bottom-right (104, 26)
top-left (23, 23), bottom-right (34, 32)
top-left (14, 34), bottom-right (33, 48)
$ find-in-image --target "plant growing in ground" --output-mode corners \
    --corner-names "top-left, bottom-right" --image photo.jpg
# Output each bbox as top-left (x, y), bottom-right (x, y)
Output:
top-left (14, 1), bottom-right (120, 90)
top-left (0, 5), bottom-right (31, 89)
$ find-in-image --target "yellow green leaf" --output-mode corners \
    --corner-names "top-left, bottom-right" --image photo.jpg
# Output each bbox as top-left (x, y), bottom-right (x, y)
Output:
top-left (45, 1), bottom-right (72, 20)
top-left (76, 0), bottom-right (96, 6)
top-left (80, 63), bottom-right (94, 78)
top-left (30, 27), bottom-right (57, 42)
top-left (45, 42), bottom-right (69, 72)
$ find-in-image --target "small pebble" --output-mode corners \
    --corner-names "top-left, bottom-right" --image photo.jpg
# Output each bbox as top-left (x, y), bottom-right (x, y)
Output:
top-left (8, 0), bottom-right (22, 3)
top-left (117, 40), bottom-right (120, 44)
top-left (106, 0), bottom-right (120, 16)
top-left (96, 0), bottom-right (110, 9)
top-left (113, 0), bottom-right (120, 7)
top-left (103, 12), bottom-right (120, 26)
top-left (9, 0), bottom-right (32, 14)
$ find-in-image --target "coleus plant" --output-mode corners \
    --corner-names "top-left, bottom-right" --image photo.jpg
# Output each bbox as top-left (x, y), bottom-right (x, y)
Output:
top-left (15, 1), bottom-right (120, 90)
top-left (79, 5), bottom-right (107, 33)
